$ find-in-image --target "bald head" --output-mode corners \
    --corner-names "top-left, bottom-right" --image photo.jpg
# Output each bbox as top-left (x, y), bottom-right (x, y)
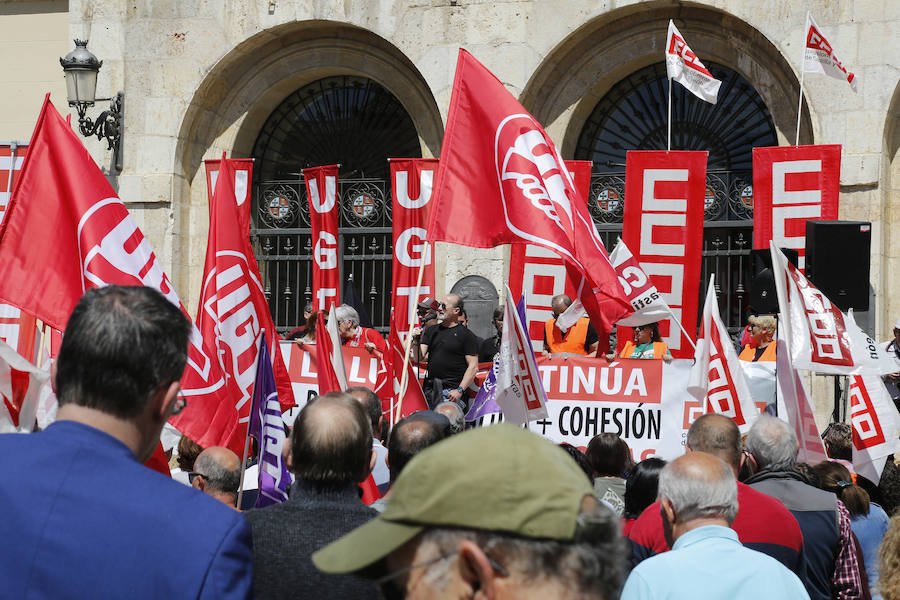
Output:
top-left (434, 402), bottom-right (464, 434)
top-left (291, 391), bottom-right (373, 485)
top-left (551, 294), bottom-right (572, 317)
top-left (193, 446), bottom-right (241, 499)
top-left (387, 411), bottom-right (450, 484)
top-left (658, 452), bottom-right (738, 524)
top-left (686, 414), bottom-right (742, 473)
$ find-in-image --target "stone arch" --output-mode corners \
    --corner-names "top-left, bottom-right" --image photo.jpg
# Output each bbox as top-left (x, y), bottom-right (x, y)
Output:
top-left (520, 2), bottom-right (813, 156)
top-left (171, 20), bottom-right (443, 299)
top-left (880, 81), bottom-right (900, 339)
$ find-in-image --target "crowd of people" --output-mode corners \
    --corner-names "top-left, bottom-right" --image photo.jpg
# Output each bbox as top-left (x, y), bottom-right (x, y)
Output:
top-left (4, 284), bottom-right (900, 599)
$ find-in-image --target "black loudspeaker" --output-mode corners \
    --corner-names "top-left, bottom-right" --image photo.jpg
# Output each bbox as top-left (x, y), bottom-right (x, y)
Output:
top-left (805, 221), bottom-right (871, 312)
top-left (748, 248), bottom-right (799, 314)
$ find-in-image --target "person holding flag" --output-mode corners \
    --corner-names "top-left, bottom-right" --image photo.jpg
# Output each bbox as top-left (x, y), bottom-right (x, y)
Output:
top-left (618, 323), bottom-right (672, 361)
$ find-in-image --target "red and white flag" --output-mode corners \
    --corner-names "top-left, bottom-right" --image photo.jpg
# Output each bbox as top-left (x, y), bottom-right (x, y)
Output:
top-left (0, 97), bottom-right (239, 451)
top-left (205, 157), bottom-right (254, 231)
top-left (0, 337), bottom-right (50, 433)
top-left (507, 160), bottom-right (591, 350)
top-left (775, 333), bottom-right (828, 465)
top-left (315, 310), bottom-right (348, 395)
top-left (803, 13), bottom-right (858, 92)
top-left (426, 49), bottom-right (630, 338)
top-left (665, 20), bottom-right (721, 104)
top-left (753, 145), bottom-right (840, 271)
top-left (0, 142), bottom-right (26, 220)
top-left (770, 241), bottom-right (896, 375)
top-left (390, 159), bottom-right (437, 342)
top-left (688, 276), bottom-right (758, 432)
top-left (496, 288), bottom-right (548, 425)
top-left (848, 374), bottom-right (900, 483)
top-left (305, 165), bottom-right (341, 312)
top-left (622, 151), bottom-right (706, 357)
top-left (197, 158), bottom-right (294, 440)
top-left (609, 238), bottom-right (672, 327)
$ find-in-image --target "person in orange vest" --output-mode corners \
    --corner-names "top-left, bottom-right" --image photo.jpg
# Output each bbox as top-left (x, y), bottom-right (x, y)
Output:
top-left (618, 322), bottom-right (672, 361)
top-left (739, 315), bottom-right (777, 362)
top-left (543, 294), bottom-right (599, 356)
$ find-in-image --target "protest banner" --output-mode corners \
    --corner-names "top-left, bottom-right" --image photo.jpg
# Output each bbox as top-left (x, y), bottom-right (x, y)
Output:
top-left (278, 341), bottom-right (388, 424)
top-left (304, 165), bottom-right (341, 311)
top-left (204, 157), bottom-right (253, 231)
top-left (753, 145), bottom-right (840, 270)
top-left (475, 356), bottom-right (693, 461)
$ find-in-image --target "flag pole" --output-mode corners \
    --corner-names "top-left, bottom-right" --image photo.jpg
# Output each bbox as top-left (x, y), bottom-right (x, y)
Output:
top-left (35, 320), bottom-right (48, 369)
top-left (794, 13), bottom-right (809, 147)
top-left (667, 76), bottom-right (673, 151)
top-left (395, 241), bottom-right (430, 424)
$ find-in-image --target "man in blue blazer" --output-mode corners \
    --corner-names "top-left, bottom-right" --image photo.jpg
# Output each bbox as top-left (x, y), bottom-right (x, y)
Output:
top-left (0, 286), bottom-right (253, 599)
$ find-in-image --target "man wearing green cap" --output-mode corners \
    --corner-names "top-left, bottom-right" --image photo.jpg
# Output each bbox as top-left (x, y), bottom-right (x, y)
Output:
top-left (313, 424), bottom-right (625, 599)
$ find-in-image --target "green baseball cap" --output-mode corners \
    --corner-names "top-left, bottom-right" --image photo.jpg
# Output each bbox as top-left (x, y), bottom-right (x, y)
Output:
top-left (312, 423), bottom-right (596, 575)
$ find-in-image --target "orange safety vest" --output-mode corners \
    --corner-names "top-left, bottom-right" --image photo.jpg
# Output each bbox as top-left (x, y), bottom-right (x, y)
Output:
top-left (545, 317), bottom-right (591, 354)
top-left (739, 342), bottom-right (776, 362)
top-left (619, 341), bottom-right (668, 359)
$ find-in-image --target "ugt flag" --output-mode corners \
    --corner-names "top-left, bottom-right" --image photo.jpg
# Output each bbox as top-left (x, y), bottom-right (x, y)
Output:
top-left (197, 158), bottom-right (294, 442)
top-left (426, 49), bottom-right (631, 339)
top-left (688, 275), bottom-right (758, 432)
top-left (0, 97), bottom-right (239, 452)
top-left (803, 13), bottom-right (858, 92)
top-left (495, 287), bottom-right (549, 425)
top-left (609, 238), bottom-right (673, 327)
top-left (248, 333), bottom-right (292, 507)
top-left (665, 20), bottom-right (721, 104)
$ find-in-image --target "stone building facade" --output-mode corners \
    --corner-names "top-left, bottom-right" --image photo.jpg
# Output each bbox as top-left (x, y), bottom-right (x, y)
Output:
top-left (3, 1), bottom-right (900, 348)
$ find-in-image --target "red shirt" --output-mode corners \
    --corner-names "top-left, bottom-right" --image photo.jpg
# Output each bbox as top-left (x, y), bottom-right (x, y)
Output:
top-left (627, 481), bottom-right (804, 578)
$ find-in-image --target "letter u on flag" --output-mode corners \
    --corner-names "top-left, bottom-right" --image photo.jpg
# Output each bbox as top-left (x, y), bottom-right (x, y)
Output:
top-left (426, 49), bottom-right (631, 336)
top-left (0, 97), bottom-right (241, 452)
top-left (665, 20), bottom-right (721, 104)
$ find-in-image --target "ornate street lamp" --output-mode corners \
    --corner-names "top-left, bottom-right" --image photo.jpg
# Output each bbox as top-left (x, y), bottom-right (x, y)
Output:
top-left (60, 39), bottom-right (124, 172)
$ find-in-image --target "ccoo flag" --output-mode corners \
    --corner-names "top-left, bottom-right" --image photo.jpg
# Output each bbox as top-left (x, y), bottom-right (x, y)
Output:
top-left (802, 13), bottom-right (857, 92)
top-left (665, 20), bottom-right (721, 104)
top-left (496, 288), bottom-right (549, 425)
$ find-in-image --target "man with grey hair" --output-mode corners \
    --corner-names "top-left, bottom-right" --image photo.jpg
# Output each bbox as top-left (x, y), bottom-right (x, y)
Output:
top-left (621, 453), bottom-right (809, 599)
top-left (745, 415), bottom-right (863, 600)
top-left (313, 424), bottom-right (625, 599)
top-left (334, 304), bottom-right (387, 356)
top-left (191, 446), bottom-right (242, 508)
top-left (347, 385), bottom-right (390, 494)
top-left (434, 401), bottom-right (465, 434)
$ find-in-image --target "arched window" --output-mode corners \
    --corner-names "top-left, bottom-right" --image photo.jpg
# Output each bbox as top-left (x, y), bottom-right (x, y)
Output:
top-left (251, 76), bottom-right (421, 331)
top-left (575, 62), bottom-right (778, 330)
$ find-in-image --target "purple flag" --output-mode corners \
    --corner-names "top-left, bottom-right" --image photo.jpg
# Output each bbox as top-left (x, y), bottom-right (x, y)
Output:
top-left (249, 333), bottom-right (293, 507)
top-left (465, 297), bottom-right (529, 422)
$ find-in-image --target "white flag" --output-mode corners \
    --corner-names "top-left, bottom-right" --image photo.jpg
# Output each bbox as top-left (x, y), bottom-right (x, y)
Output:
top-left (609, 238), bottom-right (673, 327)
top-left (496, 288), bottom-right (549, 425)
top-left (0, 338), bottom-right (50, 433)
top-left (688, 276), bottom-right (759, 432)
top-left (849, 374), bottom-right (900, 483)
top-left (802, 13), bottom-right (858, 92)
top-left (771, 242), bottom-right (895, 375)
top-left (665, 20), bottom-right (722, 104)
top-left (775, 332), bottom-right (828, 465)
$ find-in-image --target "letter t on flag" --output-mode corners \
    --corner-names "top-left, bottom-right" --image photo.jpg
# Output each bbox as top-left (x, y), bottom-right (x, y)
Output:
top-left (666, 20), bottom-right (721, 104)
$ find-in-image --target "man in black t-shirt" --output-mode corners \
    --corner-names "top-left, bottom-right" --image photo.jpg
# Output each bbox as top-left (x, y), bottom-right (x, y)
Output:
top-left (419, 294), bottom-right (479, 410)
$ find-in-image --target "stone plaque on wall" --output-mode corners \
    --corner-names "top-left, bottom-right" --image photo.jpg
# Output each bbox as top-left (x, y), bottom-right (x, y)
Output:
top-left (450, 275), bottom-right (499, 341)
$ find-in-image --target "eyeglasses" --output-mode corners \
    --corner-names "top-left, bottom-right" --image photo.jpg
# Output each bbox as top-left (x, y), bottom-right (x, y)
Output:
top-left (172, 392), bottom-right (188, 416)
top-left (187, 471), bottom-right (207, 484)
top-left (376, 550), bottom-right (507, 599)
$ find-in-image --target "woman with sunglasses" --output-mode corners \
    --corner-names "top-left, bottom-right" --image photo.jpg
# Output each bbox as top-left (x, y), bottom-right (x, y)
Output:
top-left (618, 322), bottom-right (672, 361)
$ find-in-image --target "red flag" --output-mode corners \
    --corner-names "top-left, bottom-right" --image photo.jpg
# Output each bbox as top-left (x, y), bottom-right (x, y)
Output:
top-left (388, 322), bottom-right (428, 419)
top-left (0, 97), bottom-right (238, 452)
top-left (426, 50), bottom-right (630, 338)
top-left (197, 159), bottom-right (295, 444)
top-left (0, 337), bottom-right (50, 433)
top-left (305, 165), bottom-right (341, 312)
top-left (359, 474), bottom-right (381, 505)
top-left (204, 157), bottom-right (254, 231)
top-left (315, 311), bottom-right (347, 395)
